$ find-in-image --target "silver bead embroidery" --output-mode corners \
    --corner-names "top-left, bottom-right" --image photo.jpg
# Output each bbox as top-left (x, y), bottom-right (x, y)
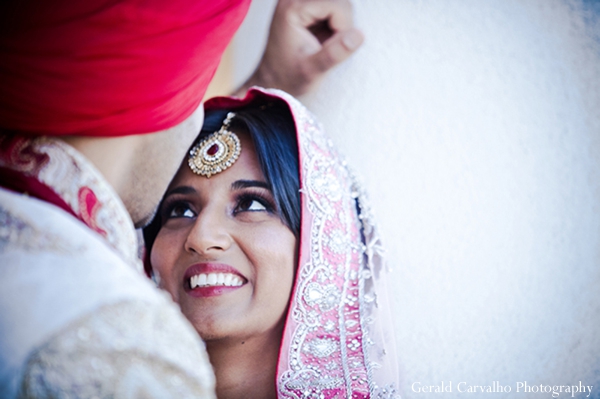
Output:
top-left (304, 338), bottom-right (338, 358)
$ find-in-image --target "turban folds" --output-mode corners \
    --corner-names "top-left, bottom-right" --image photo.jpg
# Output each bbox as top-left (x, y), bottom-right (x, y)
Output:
top-left (0, 0), bottom-right (250, 136)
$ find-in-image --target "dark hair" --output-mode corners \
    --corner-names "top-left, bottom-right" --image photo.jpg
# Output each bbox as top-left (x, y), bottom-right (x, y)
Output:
top-left (143, 100), bottom-right (300, 265)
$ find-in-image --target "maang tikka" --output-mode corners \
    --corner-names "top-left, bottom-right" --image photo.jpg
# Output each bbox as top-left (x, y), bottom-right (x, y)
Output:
top-left (188, 112), bottom-right (241, 178)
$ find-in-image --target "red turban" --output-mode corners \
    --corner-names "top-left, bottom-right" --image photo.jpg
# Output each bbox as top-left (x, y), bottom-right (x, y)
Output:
top-left (0, 0), bottom-right (250, 136)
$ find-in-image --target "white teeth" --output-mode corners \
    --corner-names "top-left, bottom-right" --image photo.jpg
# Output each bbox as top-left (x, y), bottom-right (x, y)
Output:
top-left (207, 274), bottom-right (217, 285)
top-left (190, 273), bottom-right (244, 288)
top-left (232, 276), bottom-right (243, 286)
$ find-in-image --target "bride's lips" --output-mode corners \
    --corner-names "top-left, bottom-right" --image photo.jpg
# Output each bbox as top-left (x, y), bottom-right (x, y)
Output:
top-left (183, 263), bottom-right (247, 298)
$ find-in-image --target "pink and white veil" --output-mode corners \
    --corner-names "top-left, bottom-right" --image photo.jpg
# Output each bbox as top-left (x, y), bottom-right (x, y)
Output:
top-left (205, 87), bottom-right (400, 398)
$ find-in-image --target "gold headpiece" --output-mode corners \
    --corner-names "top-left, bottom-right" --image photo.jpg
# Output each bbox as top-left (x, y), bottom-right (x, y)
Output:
top-left (188, 112), bottom-right (241, 178)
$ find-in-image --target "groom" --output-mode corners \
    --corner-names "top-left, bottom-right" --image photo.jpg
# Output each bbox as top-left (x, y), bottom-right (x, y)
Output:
top-left (0, 0), bottom-right (362, 397)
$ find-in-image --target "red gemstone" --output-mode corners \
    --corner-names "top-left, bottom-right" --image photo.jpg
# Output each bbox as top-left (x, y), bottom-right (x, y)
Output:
top-left (207, 143), bottom-right (219, 156)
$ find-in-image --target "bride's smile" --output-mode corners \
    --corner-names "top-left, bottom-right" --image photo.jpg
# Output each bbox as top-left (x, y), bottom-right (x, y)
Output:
top-left (184, 262), bottom-right (247, 296)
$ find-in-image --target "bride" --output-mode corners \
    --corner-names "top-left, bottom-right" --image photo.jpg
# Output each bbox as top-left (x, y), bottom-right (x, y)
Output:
top-left (143, 88), bottom-right (399, 398)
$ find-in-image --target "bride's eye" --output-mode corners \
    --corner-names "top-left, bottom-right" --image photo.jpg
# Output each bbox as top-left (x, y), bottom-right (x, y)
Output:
top-left (235, 195), bottom-right (271, 213)
top-left (166, 202), bottom-right (196, 219)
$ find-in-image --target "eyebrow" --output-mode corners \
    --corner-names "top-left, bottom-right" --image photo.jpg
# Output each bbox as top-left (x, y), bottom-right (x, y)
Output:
top-left (164, 186), bottom-right (196, 197)
top-left (231, 180), bottom-right (270, 191)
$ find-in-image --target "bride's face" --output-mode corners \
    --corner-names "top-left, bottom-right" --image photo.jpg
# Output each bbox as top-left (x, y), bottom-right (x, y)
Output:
top-left (150, 130), bottom-right (297, 342)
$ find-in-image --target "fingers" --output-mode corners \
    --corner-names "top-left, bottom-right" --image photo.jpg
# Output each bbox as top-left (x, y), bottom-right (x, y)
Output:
top-left (308, 27), bottom-right (364, 73)
top-left (246, 0), bottom-right (363, 97)
top-left (293, 0), bottom-right (353, 31)
top-left (324, 0), bottom-right (353, 32)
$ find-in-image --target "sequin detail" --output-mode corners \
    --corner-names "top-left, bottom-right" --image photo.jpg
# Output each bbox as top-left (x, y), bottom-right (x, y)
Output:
top-left (19, 301), bottom-right (216, 399)
top-left (0, 204), bottom-right (80, 254)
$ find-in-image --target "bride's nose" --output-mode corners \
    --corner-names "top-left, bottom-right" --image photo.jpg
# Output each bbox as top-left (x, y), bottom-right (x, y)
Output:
top-left (184, 207), bottom-right (232, 255)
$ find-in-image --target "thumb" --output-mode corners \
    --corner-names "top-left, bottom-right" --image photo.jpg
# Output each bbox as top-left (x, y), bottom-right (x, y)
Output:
top-left (309, 28), bottom-right (364, 73)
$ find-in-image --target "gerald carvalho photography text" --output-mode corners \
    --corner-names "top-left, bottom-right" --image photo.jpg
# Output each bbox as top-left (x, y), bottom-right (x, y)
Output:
top-left (411, 381), bottom-right (594, 397)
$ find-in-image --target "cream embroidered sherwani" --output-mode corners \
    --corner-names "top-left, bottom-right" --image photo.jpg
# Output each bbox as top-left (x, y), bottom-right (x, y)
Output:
top-left (0, 137), bottom-right (215, 398)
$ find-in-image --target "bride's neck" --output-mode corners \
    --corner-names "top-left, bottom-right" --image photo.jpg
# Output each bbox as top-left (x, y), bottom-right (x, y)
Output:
top-left (206, 327), bottom-right (283, 399)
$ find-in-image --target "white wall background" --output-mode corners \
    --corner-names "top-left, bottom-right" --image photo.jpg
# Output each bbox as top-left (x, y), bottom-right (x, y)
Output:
top-left (230, 1), bottom-right (600, 397)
